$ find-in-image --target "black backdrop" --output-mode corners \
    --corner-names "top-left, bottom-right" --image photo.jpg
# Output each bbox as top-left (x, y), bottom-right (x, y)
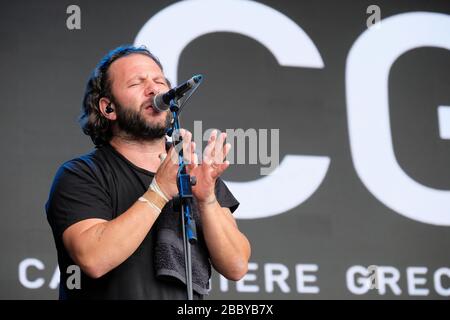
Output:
top-left (1, 0), bottom-right (449, 299)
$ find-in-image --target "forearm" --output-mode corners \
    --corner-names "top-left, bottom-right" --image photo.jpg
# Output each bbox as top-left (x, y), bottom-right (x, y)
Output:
top-left (198, 199), bottom-right (251, 281)
top-left (68, 189), bottom-right (165, 278)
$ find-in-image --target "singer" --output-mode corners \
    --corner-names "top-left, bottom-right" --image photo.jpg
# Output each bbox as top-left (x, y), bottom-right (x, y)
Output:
top-left (45, 45), bottom-right (251, 300)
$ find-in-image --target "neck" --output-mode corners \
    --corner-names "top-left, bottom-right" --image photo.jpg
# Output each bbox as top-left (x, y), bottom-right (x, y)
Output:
top-left (109, 135), bottom-right (166, 173)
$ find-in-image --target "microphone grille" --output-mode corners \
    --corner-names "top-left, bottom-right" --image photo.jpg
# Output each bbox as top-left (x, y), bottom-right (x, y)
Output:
top-left (152, 94), bottom-right (169, 112)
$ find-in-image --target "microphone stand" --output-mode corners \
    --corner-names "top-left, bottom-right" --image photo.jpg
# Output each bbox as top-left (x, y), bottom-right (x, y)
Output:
top-left (167, 98), bottom-right (197, 300)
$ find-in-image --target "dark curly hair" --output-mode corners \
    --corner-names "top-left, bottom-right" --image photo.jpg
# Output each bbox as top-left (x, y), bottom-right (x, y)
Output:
top-left (79, 45), bottom-right (168, 146)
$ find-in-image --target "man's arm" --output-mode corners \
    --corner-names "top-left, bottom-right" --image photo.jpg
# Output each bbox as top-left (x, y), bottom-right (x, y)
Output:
top-left (62, 143), bottom-right (183, 279)
top-left (198, 199), bottom-right (250, 280)
top-left (62, 188), bottom-right (166, 279)
top-left (185, 129), bottom-right (251, 281)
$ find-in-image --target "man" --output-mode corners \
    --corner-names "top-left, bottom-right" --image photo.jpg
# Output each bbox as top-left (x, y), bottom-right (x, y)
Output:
top-left (46, 46), bottom-right (251, 299)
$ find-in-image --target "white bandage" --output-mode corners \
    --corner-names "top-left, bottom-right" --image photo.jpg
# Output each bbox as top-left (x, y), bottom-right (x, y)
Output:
top-left (138, 197), bottom-right (161, 214)
top-left (149, 178), bottom-right (170, 202)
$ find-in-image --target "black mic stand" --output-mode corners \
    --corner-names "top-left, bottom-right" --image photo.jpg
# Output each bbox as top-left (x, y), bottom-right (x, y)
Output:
top-left (167, 98), bottom-right (197, 300)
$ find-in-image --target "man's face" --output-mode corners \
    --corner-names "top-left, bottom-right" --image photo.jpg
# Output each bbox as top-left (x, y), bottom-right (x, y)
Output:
top-left (107, 53), bottom-right (172, 140)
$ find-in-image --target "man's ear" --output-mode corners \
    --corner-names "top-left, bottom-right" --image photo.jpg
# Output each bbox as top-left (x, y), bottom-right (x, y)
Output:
top-left (99, 97), bottom-right (116, 120)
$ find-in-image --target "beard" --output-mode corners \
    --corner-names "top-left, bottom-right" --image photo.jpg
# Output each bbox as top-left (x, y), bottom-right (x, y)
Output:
top-left (112, 97), bottom-right (172, 141)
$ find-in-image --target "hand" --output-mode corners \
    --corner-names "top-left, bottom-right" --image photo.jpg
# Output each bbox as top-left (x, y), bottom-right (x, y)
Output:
top-left (188, 130), bottom-right (231, 204)
top-left (154, 129), bottom-right (196, 199)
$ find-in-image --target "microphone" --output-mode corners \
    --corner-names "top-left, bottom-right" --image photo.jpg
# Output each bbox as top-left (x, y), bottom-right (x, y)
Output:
top-left (153, 74), bottom-right (203, 112)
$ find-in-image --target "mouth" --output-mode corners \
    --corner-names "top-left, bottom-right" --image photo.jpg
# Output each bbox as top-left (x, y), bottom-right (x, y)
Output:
top-left (142, 101), bottom-right (165, 116)
top-left (143, 101), bottom-right (156, 112)
top-left (143, 97), bottom-right (168, 113)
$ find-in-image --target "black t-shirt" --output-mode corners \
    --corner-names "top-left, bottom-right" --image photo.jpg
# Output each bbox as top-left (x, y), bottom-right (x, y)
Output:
top-left (45, 144), bottom-right (239, 300)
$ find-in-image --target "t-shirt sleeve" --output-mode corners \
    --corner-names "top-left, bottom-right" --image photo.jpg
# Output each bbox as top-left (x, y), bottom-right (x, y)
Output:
top-left (214, 178), bottom-right (239, 213)
top-left (46, 159), bottom-right (113, 239)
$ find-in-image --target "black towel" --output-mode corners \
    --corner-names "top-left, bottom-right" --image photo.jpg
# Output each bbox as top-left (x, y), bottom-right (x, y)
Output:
top-left (153, 199), bottom-right (211, 295)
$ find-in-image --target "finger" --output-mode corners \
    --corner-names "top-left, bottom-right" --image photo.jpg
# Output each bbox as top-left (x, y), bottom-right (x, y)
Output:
top-left (191, 141), bottom-right (198, 165)
top-left (172, 129), bottom-right (184, 161)
top-left (182, 130), bottom-right (192, 165)
top-left (187, 141), bottom-right (198, 171)
top-left (203, 129), bottom-right (217, 165)
top-left (214, 132), bottom-right (226, 164)
top-left (166, 145), bottom-right (179, 166)
top-left (173, 128), bottom-right (184, 145)
top-left (209, 129), bottom-right (218, 159)
top-left (223, 142), bottom-right (231, 161)
top-left (193, 151), bottom-right (199, 166)
top-left (179, 128), bottom-right (186, 138)
top-left (209, 129), bottom-right (218, 141)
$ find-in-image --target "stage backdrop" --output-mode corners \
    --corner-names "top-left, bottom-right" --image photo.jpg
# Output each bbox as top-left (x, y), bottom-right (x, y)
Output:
top-left (1, 0), bottom-right (449, 299)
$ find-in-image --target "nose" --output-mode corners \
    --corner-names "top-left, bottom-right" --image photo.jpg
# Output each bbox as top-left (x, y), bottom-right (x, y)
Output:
top-left (143, 80), bottom-right (159, 97)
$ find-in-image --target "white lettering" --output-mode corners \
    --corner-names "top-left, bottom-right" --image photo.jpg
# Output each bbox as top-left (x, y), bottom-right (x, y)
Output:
top-left (434, 267), bottom-right (450, 296)
top-left (264, 263), bottom-right (290, 293)
top-left (18, 258), bottom-right (45, 289)
top-left (296, 264), bottom-right (319, 294)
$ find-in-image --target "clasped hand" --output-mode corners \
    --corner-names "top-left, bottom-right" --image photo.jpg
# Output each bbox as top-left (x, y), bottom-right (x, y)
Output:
top-left (155, 129), bottom-right (231, 204)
